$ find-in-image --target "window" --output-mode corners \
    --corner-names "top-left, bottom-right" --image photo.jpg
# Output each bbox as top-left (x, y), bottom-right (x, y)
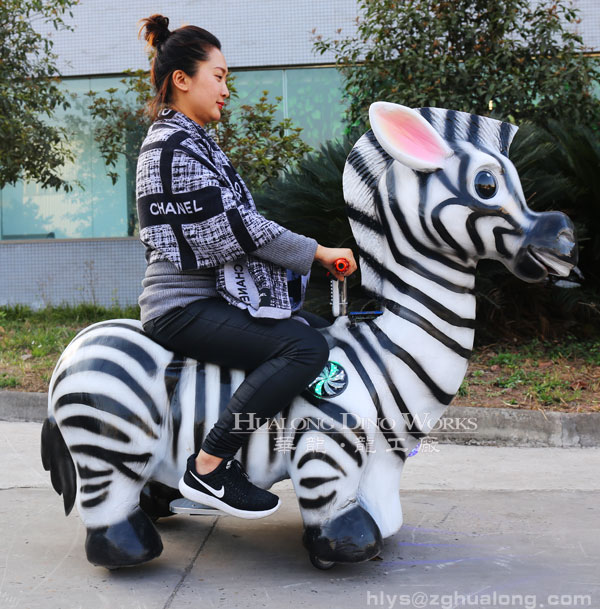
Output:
top-left (0, 67), bottom-right (346, 240)
top-left (0, 77), bottom-right (130, 240)
top-left (228, 66), bottom-right (345, 148)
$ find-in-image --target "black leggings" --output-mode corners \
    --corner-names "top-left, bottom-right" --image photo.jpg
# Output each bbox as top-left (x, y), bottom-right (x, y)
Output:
top-left (143, 298), bottom-right (329, 459)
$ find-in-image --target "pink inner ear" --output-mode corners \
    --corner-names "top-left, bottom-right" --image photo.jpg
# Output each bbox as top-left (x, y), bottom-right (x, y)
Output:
top-left (378, 110), bottom-right (446, 164)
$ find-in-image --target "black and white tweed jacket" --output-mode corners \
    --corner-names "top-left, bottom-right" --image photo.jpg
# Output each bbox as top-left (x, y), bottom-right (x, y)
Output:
top-left (136, 109), bottom-right (293, 318)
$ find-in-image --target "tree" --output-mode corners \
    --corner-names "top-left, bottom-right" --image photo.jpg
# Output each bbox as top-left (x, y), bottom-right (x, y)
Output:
top-left (0, 0), bottom-right (78, 191)
top-left (210, 84), bottom-right (312, 191)
top-left (86, 71), bottom-right (312, 234)
top-left (314, 0), bottom-right (600, 128)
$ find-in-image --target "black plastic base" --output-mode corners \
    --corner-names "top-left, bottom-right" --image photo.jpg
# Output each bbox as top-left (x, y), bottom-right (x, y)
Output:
top-left (85, 507), bottom-right (163, 569)
top-left (140, 480), bottom-right (181, 520)
top-left (302, 504), bottom-right (383, 563)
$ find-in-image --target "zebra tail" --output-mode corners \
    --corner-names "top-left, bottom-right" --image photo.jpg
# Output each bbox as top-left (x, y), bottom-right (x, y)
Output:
top-left (41, 417), bottom-right (76, 516)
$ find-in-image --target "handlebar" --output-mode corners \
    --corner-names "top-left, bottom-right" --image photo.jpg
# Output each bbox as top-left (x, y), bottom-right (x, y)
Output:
top-left (330, 258), bottom-right (350, 318)
top-left (334, 258), bottom-right (350, 274)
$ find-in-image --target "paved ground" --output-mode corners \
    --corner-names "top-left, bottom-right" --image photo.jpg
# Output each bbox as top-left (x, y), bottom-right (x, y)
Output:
top-left (0, 422), bottom-right (599, 609)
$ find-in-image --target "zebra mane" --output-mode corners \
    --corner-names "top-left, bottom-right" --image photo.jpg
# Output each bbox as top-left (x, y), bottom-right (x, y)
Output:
top-left (343, 130), bottom-right (392, 299)
top-left (416, 107), bottom-right (518, 157)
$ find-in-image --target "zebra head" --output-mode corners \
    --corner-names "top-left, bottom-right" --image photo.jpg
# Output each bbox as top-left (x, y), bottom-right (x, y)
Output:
top-left (361, 102), bottom-right (577, 283)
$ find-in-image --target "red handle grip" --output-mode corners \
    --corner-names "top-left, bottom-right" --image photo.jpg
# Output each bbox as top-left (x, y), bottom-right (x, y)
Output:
top-left (334, 258), bottom-right (350, 273)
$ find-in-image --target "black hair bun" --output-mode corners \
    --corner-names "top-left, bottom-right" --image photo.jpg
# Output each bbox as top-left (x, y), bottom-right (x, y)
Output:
top-left (140, 14), bottom-right (171, 49)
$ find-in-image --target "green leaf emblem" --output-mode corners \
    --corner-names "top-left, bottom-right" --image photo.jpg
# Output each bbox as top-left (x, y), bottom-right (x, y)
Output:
top-left (307, 361), bottom-right (348, 398)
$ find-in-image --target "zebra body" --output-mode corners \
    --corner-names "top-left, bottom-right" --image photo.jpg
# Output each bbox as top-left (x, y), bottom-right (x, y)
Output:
top-left (42, 102), bottom-right (577, 568)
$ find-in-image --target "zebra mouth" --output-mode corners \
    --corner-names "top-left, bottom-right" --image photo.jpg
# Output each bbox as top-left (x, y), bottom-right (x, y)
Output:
top-left (515, 213), bottom-right (578, 283)
top-left (528, 247), bottom-right (573, 278)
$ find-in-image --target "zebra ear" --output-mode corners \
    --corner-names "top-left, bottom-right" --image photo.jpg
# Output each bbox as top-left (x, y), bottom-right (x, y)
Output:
top-left (369, 102), bottom-right (453, 172)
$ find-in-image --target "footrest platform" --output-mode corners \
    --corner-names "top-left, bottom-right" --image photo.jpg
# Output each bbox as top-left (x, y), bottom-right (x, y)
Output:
top-left (169, 498), bottom-right (227, 516)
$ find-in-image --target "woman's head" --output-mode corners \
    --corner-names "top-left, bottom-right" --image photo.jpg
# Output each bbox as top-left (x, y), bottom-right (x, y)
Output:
top-left (139, 14), bottom-right (229, 125)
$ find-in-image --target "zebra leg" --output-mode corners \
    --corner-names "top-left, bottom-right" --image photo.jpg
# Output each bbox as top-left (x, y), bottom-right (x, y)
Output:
top-left (85, 507), bottom-right (163, 569)
top-left (287, 409), bottom-right (383, 563)
top-left (64, 427), bottom-right (167, 568)
top-left (302, 504), bottom-right (383, 564)
top-left (78, 449), bottom-right (164, 568)
top-left (76, 441), bottom-right (167, 568)
top-left (354, 433), bottom-right (407, 538)
top-left (42, 416), bottom-right (164, 568)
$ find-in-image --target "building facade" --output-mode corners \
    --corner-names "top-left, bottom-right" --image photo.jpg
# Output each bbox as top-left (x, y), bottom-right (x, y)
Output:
top-left (1, 0), bottom-right (362, 307)
top-left (0, 0), bottom-right (598, 307)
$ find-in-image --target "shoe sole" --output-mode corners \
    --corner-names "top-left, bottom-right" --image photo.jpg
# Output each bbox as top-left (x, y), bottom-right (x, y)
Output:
top-left (178, 477), bottom-right (281, 519)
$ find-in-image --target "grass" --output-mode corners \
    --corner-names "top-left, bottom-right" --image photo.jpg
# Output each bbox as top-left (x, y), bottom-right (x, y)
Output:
top-left (0, 304), bottom-right (140, 392)
top-left (455, 338), bottom-right (600, 412)
top-left (0, 305), bottom-right (599, 412)
top-left (0, 373), bottom-right (19, 388)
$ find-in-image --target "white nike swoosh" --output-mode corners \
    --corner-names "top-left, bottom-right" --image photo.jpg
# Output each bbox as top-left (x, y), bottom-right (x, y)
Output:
top-left (190, 470), bottom-right (225, 498)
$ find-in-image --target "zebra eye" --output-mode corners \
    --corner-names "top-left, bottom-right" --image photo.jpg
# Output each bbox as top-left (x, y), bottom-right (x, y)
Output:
top-left (474, 170), bottom-right (497, 199)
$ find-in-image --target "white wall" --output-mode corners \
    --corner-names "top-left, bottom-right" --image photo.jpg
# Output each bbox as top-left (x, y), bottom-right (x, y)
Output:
top-left (48, 0), bottom-right (361, 75)
top-left (0, 239), bottom-right (146, 308)
top-left (576, 0), bottom-right (600, 52)
top-left (45, 0), bottom-right (600, 78)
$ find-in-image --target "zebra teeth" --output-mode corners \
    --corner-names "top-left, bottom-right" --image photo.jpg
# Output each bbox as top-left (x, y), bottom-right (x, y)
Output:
top-left (529, 248), bottom-right (573, 277)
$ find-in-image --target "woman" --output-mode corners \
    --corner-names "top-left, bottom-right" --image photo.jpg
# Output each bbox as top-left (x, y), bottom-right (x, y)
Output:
top-left (137, 15), bottom-right (357, 519)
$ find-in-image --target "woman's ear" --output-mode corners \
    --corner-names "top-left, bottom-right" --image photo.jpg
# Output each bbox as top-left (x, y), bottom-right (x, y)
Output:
top-left (171, 69), bottom-right (190, 93)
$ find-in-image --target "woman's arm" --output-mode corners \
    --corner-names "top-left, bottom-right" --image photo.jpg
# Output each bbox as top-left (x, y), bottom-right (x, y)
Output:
top-left (254, 233), bottom-right (356, 280)
top-left (253, 230), bottom-right (317, 275)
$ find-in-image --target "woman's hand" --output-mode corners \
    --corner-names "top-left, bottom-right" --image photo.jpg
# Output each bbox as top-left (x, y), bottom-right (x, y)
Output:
top-left (314, 245), bottom-right (358, 281)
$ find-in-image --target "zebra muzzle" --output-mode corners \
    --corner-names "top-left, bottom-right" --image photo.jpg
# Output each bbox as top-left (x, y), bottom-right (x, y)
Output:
top-left (515, 212), bottom-right (578, 283)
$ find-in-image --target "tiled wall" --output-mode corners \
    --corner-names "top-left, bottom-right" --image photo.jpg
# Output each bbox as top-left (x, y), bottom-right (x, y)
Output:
top-left (44, 0), bottom-right (599, 79)
top-left (0, 239), bottom-right (146, 309)
top-left (577, 0), bottom-right (600, 52)
top-left (47, 0), bottom-right (362, 75)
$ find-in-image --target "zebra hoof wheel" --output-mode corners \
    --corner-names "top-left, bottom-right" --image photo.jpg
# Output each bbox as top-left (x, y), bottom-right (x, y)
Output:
top-left (309, 553), bottom-right (336, 570)
top-left (85, 507), bottom-right (163, 568)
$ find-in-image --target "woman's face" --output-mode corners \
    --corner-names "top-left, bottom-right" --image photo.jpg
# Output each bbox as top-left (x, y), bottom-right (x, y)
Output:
top-left (171, 47), bottom-right (230, 126)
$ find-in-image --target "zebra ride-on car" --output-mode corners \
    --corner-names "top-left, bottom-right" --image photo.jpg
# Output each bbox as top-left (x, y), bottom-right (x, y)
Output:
top-left (41, 102), bottom-right (578, 570)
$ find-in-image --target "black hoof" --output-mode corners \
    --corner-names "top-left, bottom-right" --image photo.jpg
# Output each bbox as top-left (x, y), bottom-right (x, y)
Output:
top-left (302, 504), bottom-right (383, 563)
top-left (85, 507), bottom-right (163, 568)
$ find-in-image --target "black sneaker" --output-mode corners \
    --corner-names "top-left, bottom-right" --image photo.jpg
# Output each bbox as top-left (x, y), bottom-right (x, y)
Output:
top-left (178, 453), bottom-right (281, 519)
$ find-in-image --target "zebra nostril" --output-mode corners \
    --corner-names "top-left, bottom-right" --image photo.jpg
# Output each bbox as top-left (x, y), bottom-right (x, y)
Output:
top-left (558, 228), bottom-right (575, 245)
top-left (556, 231), bottom-right (577, 260)
top-left (525, 212), bottom-right (578, 261)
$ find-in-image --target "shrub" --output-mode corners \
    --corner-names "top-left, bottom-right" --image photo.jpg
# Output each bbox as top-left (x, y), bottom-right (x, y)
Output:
top-left (314, 0), bottom-right (600, 129)
top-left (258, 121), bottom-right (600, 339)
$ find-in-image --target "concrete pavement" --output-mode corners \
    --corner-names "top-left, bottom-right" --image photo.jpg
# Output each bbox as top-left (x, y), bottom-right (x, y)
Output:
top-left (0, 421), bottom-right (599, 609)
